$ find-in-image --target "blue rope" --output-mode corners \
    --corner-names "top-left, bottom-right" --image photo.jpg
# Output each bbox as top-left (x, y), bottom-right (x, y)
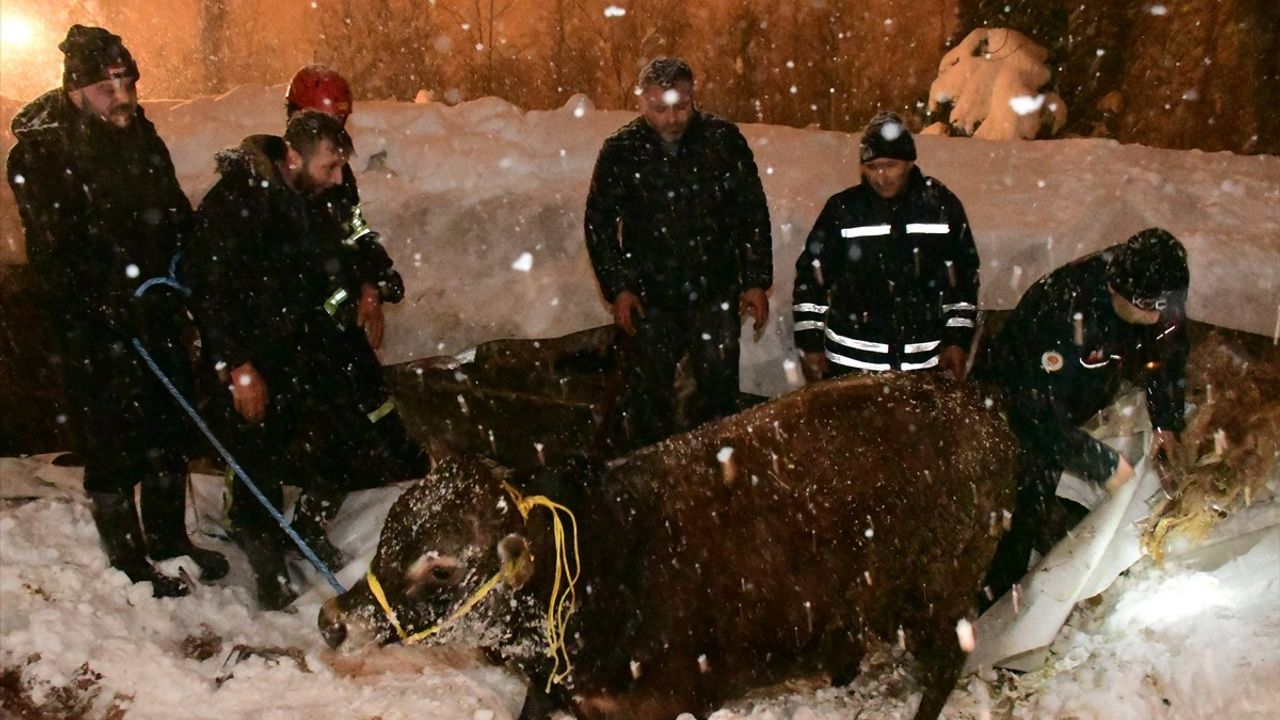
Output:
top-left (132, 280), bottom-right (346, 595)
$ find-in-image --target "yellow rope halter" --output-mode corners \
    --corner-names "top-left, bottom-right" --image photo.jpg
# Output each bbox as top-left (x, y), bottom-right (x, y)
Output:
top-left (364, 481), bottom-right (581, 691)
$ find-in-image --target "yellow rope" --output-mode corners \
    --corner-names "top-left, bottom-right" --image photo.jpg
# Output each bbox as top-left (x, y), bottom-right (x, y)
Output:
top-left (366, 567), bottom-right (409, 641)
top-left (363, 482), bottom-right (582, 692)
top-left (502, 481), bottom-right (582, 691)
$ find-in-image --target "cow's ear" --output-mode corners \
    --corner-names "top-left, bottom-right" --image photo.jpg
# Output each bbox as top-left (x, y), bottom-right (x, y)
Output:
top-left (497, 533), bottom-right (535, 590)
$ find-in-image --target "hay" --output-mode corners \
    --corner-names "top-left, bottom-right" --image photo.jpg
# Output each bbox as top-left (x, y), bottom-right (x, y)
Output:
top-left (1144, 328), bottom-right (1280, 562)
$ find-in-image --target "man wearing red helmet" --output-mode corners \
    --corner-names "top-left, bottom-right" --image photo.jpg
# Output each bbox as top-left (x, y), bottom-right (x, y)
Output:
top-left (271, 66), bottom-right (428, 570)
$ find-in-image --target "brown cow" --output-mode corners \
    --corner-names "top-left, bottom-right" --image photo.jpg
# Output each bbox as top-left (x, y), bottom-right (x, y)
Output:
top-left (319, 373), bottom-right (1018, 719)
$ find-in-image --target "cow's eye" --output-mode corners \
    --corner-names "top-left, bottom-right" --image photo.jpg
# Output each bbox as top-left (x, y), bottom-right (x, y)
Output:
top-left (406, 552), bottom-right (465, 591)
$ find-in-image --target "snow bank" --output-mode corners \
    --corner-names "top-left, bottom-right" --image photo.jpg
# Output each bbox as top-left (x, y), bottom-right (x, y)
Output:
top-left (4, 86), bottom-right (1278, 396)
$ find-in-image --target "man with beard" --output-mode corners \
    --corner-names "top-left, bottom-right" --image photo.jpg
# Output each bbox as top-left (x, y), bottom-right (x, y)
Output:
top-left (791, 112), bottom-right (980, 381)
top-left (277, 66), bottom-right (429, 567)
top-left (181, 111), bottom-right (371, 609)
top-left (585, 57), bottom-right (772, 450)
top-left (6, 25), bottom-right (228, 597)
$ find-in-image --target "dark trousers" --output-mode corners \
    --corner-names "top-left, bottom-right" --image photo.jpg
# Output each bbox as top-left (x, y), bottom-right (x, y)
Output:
top-left (62, 326), bottom-right (194, 494)
top-left (217, 400), bottom-right (301, 538)
top-left (617, 301), bottom-right (741, 449)
top-left (981, 441), bottom-right (1090, 607)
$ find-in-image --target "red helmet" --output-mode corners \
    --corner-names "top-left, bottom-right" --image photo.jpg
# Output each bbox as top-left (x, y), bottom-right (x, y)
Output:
top-left (286, 65), bottom-right (353, 121)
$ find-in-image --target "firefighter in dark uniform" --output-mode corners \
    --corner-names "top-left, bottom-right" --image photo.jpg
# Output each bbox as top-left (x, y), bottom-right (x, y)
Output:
top-left (585, 57), bottom-right (773, 450)
top-left (792, 112), bottom-right (980, 381)
top-left (977, 228), bottom-right (1190, 608)
top-left (279, 66), bottom-right (429, 565)
top-left (6, 25), bottom-right (228, 597)
top-left (181, 112), bottom-right (376, 609)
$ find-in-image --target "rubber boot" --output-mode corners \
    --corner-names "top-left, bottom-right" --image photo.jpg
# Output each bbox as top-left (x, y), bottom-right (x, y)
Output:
top-left (230, 524), bottom-right (298, 611)
top-left (141, 473), bottom-right (230, 581)
top-left (291, 490), bottom-right (347, 571)
top-left (88, 491), bottom-right (188, 598)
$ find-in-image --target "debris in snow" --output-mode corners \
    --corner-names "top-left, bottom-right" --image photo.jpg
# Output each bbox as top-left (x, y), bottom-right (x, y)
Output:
top-left (956, 618), bottom-right (976, 652)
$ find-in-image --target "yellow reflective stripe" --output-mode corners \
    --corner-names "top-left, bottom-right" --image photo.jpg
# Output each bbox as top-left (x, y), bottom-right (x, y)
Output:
top-left (323, 287), bottom-right (351, 316)
top-left (366, 398), bottom-right (395, 424)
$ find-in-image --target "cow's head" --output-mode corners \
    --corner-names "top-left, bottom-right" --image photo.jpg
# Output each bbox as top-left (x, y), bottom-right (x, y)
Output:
top-left (319, 455), bottom-right (545, 653)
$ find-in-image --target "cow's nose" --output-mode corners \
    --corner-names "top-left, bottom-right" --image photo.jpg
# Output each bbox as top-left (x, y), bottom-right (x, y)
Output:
top-left (322, 620), bottom-right (347, 649)
top-left (318, 602), bottom-right (348, 649)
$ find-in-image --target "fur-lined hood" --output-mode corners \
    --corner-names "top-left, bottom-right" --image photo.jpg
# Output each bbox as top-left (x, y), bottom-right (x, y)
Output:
top-left (213, 134), bottom-right (288, 185)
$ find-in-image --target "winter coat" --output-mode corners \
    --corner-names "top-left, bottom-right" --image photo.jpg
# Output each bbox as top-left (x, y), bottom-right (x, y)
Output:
top-left (6, 89), bottom-right (196, 479)
top-left (6, 89), bottom-right (193, 341)
top-left (791, 167), bottom-right (979, 372)
top-left (180, 135), bottom-right (385, 415)
top-left (308, 163), bottom-right (405, 324)
top-left (584, 112), bottom-right (772, 310)
top-left (981, 248), bottom-right (1189, 483)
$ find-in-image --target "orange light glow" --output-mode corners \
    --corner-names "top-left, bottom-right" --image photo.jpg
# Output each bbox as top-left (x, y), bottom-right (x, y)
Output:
top-left (1, 14), bottom-right (36, 51)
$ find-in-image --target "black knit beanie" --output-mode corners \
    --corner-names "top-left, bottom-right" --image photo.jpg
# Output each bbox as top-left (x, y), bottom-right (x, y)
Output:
top-left (1107, 228), bottom-right (1190, 303)
top-left (860, 112), bottom-right (917, 163)
top-left (60, 25), bottom-right (139, 90)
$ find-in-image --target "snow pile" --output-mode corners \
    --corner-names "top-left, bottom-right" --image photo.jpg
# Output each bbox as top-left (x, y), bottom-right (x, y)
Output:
top-left (926, 28), bottom-right (1067, 140)
top-left (3, 86), bottom-right (1278, 396)
top-left (0, 456), bottom-right (525, 720)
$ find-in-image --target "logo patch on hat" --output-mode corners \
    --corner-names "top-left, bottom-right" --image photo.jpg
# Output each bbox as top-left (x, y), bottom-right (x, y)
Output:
top-left (1041, 350), bottom-right (1064, 373)
top-left (1080, 349), bottom-right (1109, 369)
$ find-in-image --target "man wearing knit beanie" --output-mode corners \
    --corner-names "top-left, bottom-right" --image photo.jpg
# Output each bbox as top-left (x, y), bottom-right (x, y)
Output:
top-left (7, 25), bottom-right (228, 598)
top-left (60, 24), bottom-right (141, 128)
top-left (975, 228), bottom-right (1191, 609)
top-left (792, 111), bottom-right (980, 381)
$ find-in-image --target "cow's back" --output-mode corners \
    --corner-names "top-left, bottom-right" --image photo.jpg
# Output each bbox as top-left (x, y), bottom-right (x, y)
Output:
top-left (569, 373), bottom-right (1018, 708)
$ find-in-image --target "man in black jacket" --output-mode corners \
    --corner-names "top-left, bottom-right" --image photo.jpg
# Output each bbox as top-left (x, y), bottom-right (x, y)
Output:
top-left (6, 25), bottom-right (227, 597)
top-left (181, 111), bottom-right (375, 609)
top-left (279, 66), bottom-right (429, 565)
top-left (792, 112), bottom-right (979, 381)
top-left (977, 228), bottom-right (1190, 607)
top-left (585, 57), bottom-right (773, 449)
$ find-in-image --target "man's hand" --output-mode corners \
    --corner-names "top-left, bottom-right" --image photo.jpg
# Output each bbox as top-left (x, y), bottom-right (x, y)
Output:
top-left (230, 362), bottom-right (268, 424)
top-left (1104, 455), bottom-right (1135, 495)
top-left (357, 283), bottom-right (385, 349)
top-left (613, 290), bottom-right (645, 336)
top-left (740, 288), bottom-right (769, 340)
top-left (801, 351), bottom-right (828, 383)
top-left (938, 345), bottom-right (968, 381)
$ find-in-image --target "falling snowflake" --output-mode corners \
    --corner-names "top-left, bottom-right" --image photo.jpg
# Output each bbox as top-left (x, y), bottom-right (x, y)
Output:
top-left (1008, 94), bottom-right (1045, 116)
top-left (511, 252), bottom-right (533, 272)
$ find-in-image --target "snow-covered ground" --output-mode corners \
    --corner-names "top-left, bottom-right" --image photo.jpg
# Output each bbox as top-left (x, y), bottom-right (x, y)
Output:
top-left (1, 87), bottom-right (1279, 718)
top-left (2, 454), bottom-right (1277, 719)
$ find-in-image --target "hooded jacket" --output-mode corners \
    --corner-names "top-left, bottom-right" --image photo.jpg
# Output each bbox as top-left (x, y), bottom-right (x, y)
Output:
top-left (181, 135), bottom-right (384, 411)
top-left (7, 89), bottom-right (193, 337)
top-left (584, 112), bottom-right (772, 310)
top-left (6, 88), bottom-right (196, 475)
